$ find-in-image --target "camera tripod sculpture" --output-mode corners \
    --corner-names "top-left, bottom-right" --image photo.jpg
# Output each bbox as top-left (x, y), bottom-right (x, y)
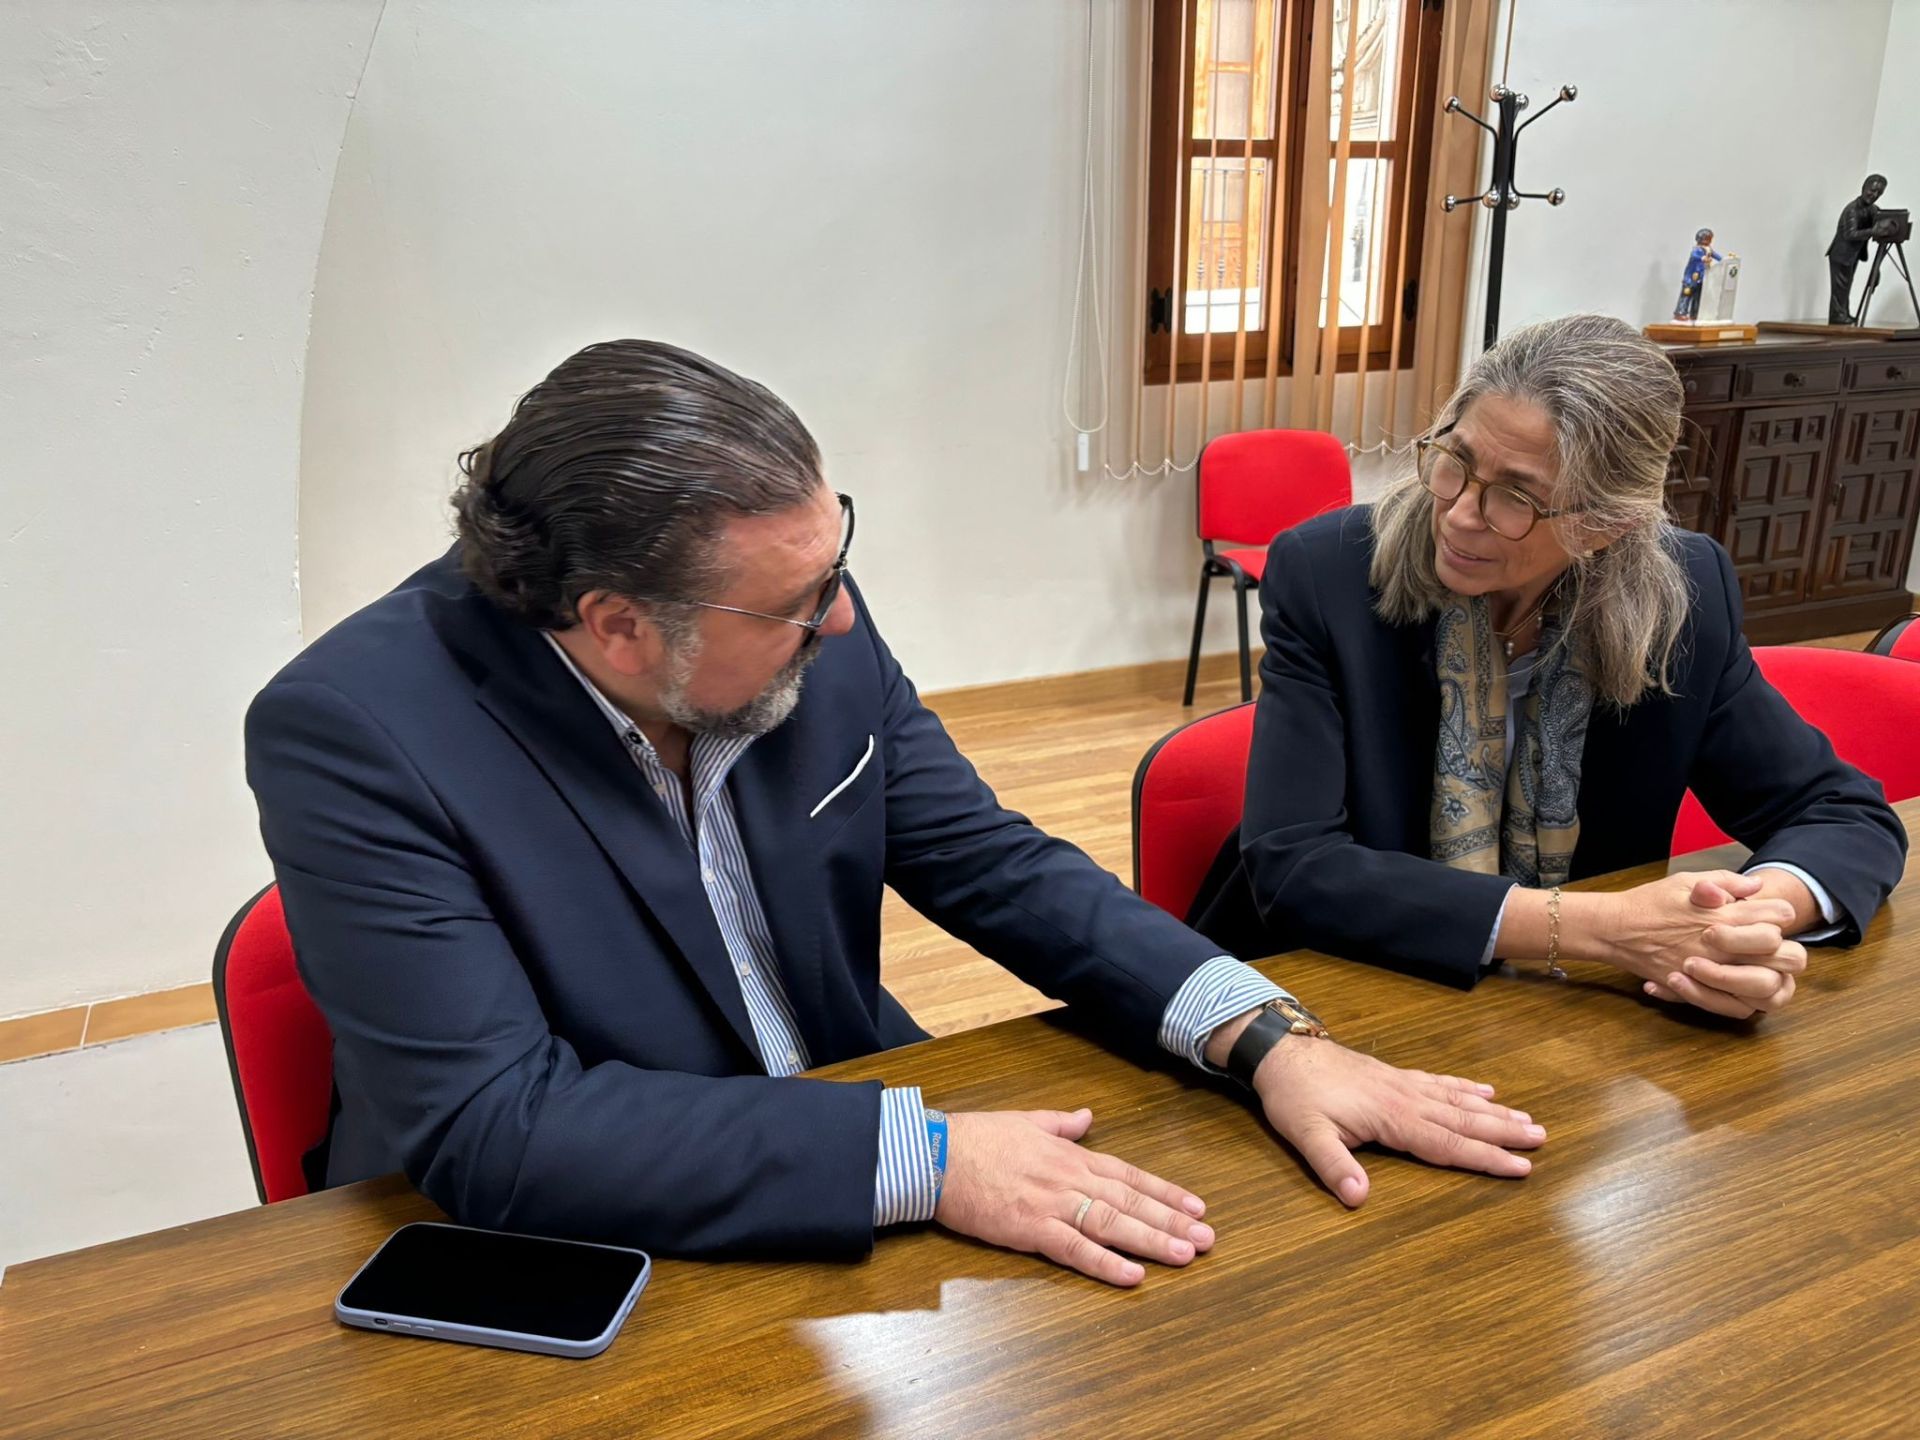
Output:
top-left (1854, 212), bottom-right (1917, 330)
top-left (1442, 80), bottom-right (1577, 352)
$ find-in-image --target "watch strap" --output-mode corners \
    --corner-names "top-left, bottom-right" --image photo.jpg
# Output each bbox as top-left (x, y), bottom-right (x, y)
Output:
top-left (1227, 1005), bottom-right (1298, 1090)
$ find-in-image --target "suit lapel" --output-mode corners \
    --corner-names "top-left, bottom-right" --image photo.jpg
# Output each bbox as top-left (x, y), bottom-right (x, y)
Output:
top-left (1406, 616), bottom-right (1442, 733)
top-left (727, 723), bottom-right (876, 1065)
top-left (1397, 616), bottom-right (1444, 850)
top-left (472, 627), bottom-right (763, 1064)
top-left (1410, 616), bottom-right (1439, 684)
top-left (1573, 698), bottom-right (1637, 849)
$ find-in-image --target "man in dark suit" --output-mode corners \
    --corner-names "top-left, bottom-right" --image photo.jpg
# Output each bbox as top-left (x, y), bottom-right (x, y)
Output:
top-left (1828, 173), bottom-right (1887, 324)
top-left (246, 341), bottom-right (1542, 1285)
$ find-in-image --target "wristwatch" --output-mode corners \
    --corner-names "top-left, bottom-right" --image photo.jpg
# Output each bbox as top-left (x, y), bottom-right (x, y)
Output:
top-left (1226, 997), bottom-right (1331, 1090)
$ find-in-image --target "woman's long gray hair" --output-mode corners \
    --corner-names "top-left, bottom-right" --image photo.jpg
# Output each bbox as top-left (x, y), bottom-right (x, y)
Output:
top-left (1369, 312), bottom-right (1691, 708)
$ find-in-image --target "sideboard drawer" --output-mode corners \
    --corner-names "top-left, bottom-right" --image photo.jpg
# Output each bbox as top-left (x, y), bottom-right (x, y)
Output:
top-left (1678, 364), bottom-right (1733, 404)
top-left (1737, 359), bottom-right (1845, 400)
top-left (1846, 347), bottom-right (1920, 392)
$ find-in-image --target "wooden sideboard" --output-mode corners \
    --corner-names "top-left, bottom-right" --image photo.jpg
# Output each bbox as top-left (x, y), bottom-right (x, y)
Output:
top-left (1663, 335), bottom-right (1920, 643)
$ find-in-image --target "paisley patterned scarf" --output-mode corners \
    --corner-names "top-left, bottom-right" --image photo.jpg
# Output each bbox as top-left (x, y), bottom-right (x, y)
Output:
top-left (1429, 595), bottom-right (1594, 888)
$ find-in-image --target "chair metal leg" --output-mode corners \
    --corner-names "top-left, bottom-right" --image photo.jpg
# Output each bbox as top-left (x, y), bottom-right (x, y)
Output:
top-left (1183, 565), bottom-right (1212, 706)
top-left (1234, 576), bottom-right (1253, 703)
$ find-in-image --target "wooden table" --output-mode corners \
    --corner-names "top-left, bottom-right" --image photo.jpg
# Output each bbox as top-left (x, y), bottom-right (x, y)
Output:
top-left (5, 801), bottom-right (1917, 1439)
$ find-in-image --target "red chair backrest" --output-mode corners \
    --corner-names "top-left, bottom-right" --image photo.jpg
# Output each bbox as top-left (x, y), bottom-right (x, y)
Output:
top-left (1671, 646), bottom-right (1920, 855)
top-left (1133, 703), bottom-right (1258, 918)
top-left (211, 885), bottom-right (334, 1203)
top-left (1870, 614), bottom-right (1920, 663)
top-left (1196, 428), bottom-right (1353, 546)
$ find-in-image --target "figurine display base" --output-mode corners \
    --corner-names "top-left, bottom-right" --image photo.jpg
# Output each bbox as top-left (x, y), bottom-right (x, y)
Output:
top-left (1758, 319), bottom-right (1920, 340)
top-left (1643, 321), bottom-right (1759, 344)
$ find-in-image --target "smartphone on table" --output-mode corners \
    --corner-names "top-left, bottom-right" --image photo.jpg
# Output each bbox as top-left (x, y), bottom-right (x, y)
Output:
top-left (335, 1221), bottom-right (651, 1359)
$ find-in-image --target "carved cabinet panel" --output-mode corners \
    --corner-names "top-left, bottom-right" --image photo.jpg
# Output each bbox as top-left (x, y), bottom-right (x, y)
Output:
top-left (1665, 410), bottom-right (1736, 536)
top-left (1723, 403), bottom-right (1830, 611)
top-left (1813, 393), bottom-right (1920, 601)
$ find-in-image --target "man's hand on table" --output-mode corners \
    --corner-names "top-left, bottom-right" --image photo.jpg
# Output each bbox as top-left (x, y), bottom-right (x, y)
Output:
top-left (932, 1108), bottom-right (1214, 1288)
top-left (926, 1021), bottom-right (1544, 1287)
top-left (1205, 1011), bottom-right (1545, 1209)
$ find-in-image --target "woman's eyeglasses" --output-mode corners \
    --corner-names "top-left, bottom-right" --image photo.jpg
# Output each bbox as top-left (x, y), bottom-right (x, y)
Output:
top-left (1416, 440), bottom-right (1565, 541)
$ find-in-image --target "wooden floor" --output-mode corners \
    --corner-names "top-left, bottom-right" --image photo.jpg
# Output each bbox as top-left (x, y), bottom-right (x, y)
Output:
top-left (887, 626), bottom-right (1889, 1037)
top-left (880, 652), bottom-right (1244, 1035)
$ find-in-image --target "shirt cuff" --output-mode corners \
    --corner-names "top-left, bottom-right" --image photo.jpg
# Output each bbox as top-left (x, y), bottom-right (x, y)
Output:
top-left (1482, 884), bottom-right (1519, 971)
top-left (874, 1085), bottom-right (939, 1227)
top-left (1746, 862), bottom-right (1844, 942)
top-left (1159, 955), bottom-right (1294, 1074)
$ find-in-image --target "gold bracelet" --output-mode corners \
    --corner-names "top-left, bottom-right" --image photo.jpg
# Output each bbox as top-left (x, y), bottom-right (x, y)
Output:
top-left (1546, 885), bottom-right (1568, 980)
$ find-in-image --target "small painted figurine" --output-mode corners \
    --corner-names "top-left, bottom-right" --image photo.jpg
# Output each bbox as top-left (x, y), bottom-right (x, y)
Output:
top-left (1673, 228), bottom-right (1722, 322)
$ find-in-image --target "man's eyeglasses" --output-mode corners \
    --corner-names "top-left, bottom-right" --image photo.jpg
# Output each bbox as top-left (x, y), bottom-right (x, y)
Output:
top-left (1415, 438), bottom-right (1566, 541)
top-left (677, 492), bottom-right (855, 633)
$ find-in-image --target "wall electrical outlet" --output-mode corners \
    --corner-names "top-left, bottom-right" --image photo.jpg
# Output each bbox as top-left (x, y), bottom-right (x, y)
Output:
top-left (1075, 432), bottom-right (1090, 473)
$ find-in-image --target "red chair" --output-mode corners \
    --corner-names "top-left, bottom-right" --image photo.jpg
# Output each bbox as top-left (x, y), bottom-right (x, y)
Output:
top-left (1132, 703), bottom-right (1258, 919)
top-left (211, 884), bottom-right (334, 1203)
top-left (1867, 613), bottom-right (1920, 663)
top-left (1184, 428), bottom-right (1352, 707)
top-left (1671, 646), bottom-right (1920, 855)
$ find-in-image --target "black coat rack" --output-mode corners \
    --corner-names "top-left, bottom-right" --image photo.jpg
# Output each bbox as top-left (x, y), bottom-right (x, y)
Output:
top-left (1443, 82), bottom-right (1578, 351)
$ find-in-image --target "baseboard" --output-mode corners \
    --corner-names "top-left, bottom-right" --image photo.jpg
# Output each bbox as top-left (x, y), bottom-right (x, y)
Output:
top-left (0, 983), bottom-right (217, 1068)
top-left (923, 647), bottom-right (1251, 720)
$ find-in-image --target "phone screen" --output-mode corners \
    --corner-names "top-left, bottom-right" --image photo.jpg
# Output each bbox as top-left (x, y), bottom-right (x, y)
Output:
top-left (340, 1223), bottom-right (648, 1342)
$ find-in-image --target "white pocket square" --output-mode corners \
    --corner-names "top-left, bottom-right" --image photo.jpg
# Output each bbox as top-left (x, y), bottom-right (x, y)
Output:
top-left (809, 734), bottom-right (876, 819)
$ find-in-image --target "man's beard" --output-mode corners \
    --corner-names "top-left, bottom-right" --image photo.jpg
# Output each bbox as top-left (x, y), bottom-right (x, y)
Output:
top-left (656, 633), bottom-right (822, 739)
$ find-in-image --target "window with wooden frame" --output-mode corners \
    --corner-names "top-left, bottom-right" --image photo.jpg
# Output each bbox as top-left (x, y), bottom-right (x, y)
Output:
top-left (1144, 0), bottom-right (1445, 386)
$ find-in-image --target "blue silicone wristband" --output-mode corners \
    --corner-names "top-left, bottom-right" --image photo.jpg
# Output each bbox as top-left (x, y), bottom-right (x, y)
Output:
top-left (924, 1107), bottom-right (949, 1208)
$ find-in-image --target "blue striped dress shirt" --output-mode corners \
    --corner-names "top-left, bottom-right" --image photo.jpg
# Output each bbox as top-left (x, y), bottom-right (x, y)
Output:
top-left (545, 633), bottom-right (1290, 1229)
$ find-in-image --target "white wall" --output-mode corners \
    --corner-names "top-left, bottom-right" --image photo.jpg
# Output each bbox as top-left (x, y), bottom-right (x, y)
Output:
top-left (1869, 0), bottom-right (1920, 330)
top-left (299, 0), bottom-right (1285, 694)
top-left (301, 1), bottom-right (1915, 700)
top-left (1470, 0), bottom-right (1893, 335)
top-left (0, 2), bottom-right (381, 1017)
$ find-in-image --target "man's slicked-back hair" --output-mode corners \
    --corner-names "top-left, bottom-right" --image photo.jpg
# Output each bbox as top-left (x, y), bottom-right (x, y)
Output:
top-left (451, 339), bottom-right (823, 629)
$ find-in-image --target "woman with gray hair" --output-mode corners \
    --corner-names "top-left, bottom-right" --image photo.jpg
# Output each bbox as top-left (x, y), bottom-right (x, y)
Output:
top-left (1193, 313), bottom-right (1905, 1017)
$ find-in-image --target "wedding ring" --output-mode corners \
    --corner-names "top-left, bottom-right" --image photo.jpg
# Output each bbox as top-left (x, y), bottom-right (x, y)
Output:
top-left (1071, 1196), bottom-right (1095, 1232)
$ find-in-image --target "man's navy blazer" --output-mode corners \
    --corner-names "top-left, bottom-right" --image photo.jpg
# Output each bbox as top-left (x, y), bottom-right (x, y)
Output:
top-left (1192, 509), bottom-right (1907, 982)
top-left (245, 549), bottom-right (1222, 1259)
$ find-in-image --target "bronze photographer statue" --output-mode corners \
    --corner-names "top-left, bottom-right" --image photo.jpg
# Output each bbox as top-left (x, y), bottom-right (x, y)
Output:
top-left (1828, 174), bottom-right (1887, 324)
